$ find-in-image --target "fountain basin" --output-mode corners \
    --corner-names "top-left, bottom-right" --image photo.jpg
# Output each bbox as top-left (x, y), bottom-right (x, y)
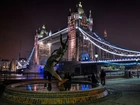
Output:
top-left (3, 80), bottom-right (108, 104)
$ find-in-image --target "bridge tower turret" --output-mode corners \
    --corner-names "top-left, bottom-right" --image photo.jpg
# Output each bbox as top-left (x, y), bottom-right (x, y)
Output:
top-left (103, 29), bottom-right (108, 59)
top-left (74, 5), bottom-right (79, 28)
top-left (88, 10), bottom-right (93, 32)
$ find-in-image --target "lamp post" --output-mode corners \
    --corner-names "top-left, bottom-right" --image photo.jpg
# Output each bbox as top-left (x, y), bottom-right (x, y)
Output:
top-left (94, 53), bottom-right (99, 80)
top-left (136, 58), bottom-right (139, 78)
top-left (95, 53), bottom-right (98, 62)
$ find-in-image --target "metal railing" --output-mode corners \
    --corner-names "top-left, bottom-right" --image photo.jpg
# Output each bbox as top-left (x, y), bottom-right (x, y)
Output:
top-left (0, 71), bottom-right (44, 81)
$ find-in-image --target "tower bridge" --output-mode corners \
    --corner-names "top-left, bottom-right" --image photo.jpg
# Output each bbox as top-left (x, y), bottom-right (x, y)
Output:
top-left (22, 2), bottom-right (140, 70)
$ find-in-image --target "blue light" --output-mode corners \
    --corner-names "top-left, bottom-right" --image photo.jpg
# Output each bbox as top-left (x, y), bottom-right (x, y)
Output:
top-left (81, 84), bottom-right (90, 90)
top-left (81, 53), bottom-right (90, 61)
top-left (108, 62), bottom-right (137, 66)
top-left (27, 85), bottom-right (32, 91)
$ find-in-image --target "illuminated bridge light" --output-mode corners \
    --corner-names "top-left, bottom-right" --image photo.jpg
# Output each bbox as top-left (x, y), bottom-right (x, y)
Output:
top-left (38, 28), bottom-right (68, 42)
top-left (47, 43), bottom-right (51, 46)
top-left (78, 27), bottom-right (140, 57)
top-left (39, 41), bottom-right (43, 45)
top-left (79, 27), bottom-right (140, 54)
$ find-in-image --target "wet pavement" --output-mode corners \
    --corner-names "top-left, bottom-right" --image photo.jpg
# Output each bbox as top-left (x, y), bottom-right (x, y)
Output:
top-left (0, 78), bottom-right (140, 105)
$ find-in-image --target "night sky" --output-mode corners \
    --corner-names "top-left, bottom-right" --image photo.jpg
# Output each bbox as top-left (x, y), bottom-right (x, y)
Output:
top-left (0, 0), bottom-right (140, 60)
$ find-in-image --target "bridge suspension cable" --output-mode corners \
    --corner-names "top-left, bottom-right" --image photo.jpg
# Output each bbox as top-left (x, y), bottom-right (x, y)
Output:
top-left (80, 28), bottom-right (140, 53)
top-left (38, 28), bottom-right (68, 42)
top-left (23, 47), bottom-right (35, 67)
top-left (78, 27), bottom-right (140, 57)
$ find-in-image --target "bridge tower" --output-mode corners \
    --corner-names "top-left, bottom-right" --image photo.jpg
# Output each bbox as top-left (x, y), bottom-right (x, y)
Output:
top-left (68, 2), bottom-right (94, 61)
top-left (67, 2), bottom-right (94, 61)
top-left (34, 25), bottom-right (51, 65)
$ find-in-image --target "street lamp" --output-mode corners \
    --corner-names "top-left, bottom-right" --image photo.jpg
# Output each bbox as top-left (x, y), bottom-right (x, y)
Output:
top-left (94, 53), bottom-right (99, 80)
top-left (136, 58), bottom-right (139, 78)
top-left (95, 53), bottom-right (98, 62)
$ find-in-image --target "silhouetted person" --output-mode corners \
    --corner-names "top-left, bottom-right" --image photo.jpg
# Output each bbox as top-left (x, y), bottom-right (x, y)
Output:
top-left (44, 71), bottom-right (52, 88)
top-left (100, 70), bottom-right (106, 85)
top-left (47, 83), bottom-right (52, 91)
top-left (44, 71), bottom-right (47, 80)
top-left (47, 71), bottom-right (52, 81)
top-left (129, 71), bottom-right (132, 78)
top-left (67, 73), bottom-right (71, 81)
top-left (91, 73), bottom-right (98, 88)
top-left (44, 71), bottom-right (48, 88)
top-left (91, 73), bottom-right (98, 84)
top-left (64, 73), bottom-right (71, 91)
top-left (67, 73), bottom-right (71, 90)
top-left (64, 73), bottom-right (68, 90)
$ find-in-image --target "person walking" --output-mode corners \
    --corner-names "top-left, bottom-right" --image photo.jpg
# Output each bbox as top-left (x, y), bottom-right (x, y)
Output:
top-left (100, 69), bottom-right (106, 85)
top-left (91, 73), bottom-right (98, 84)
top-left (91, 72), bottom-right (98, 88)
top-left (64, 72), bottom-right (71, 91)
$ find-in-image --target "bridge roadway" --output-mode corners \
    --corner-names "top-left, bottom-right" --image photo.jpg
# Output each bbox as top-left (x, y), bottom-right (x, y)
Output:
top-left (0, 78), bottom-right (140, 105)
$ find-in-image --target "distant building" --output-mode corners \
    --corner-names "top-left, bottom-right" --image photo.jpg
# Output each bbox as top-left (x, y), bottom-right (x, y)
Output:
top-left (0, 59), bottom-right (10, 71)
